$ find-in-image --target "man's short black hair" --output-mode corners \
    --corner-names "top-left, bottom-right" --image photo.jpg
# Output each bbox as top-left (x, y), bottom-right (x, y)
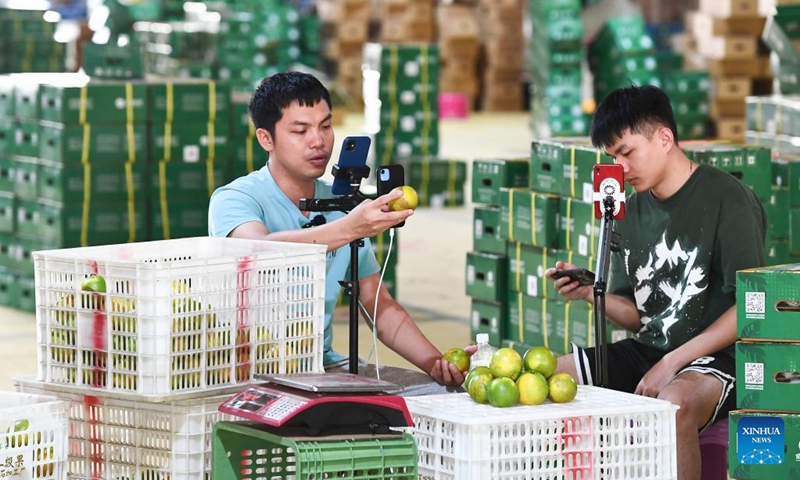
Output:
top-left (248, 72), bottom-right (332, 140)
top-left (589, 84), bottom-right (678, 150)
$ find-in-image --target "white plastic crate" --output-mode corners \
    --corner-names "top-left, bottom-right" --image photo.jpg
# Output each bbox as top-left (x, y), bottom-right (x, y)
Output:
top-left (406, 386), bottom-right (678, 480)
top-left (0, 391), bottom-right (68, 480)
top-left (15, 376), bottom-right (236, 480)
top-left (33, 237), bottom-right (327, 400)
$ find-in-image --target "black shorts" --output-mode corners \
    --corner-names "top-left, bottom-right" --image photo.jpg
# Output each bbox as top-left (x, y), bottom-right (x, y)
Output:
top-left (571, 338), bottom-right (736, 431)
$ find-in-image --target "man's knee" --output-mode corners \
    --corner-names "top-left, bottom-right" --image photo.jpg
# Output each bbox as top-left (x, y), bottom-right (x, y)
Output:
top-left (556, 353), bottom-right (578, 380)
top-left (658, 372), bottom-right (722, 430)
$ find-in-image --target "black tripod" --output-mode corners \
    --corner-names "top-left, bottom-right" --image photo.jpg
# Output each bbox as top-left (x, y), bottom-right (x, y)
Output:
top-left (299, 164), bottom-right (372, 374)
top-left (593, 196), bottom-right (621, 388)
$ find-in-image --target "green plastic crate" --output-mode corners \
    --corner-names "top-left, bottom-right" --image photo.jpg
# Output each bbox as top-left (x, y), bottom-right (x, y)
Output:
top-left (212, 422), bottom-right (418, 480)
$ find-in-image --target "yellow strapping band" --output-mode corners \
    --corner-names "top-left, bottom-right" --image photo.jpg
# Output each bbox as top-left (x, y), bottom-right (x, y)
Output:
top-left (125, 83), bottom-right (135, 163)
top-left (542, 247), bottom-right (549, 297)
top-left (564, 302), bottom-right (571, 355)
top-left (81, 123), bottom-right (91, 164)
top-left (542, 298), bottom-right (549, 349)
top-left (207, 122), bottom-right (216, 196)
top-left (514, 242), bottom-right (521, 291)
top-left (590, 208), bottom-right (598, 257)
top-left (158, 161), bottom-right (171, 240)
top-left (79, 86), bottom-right (87, 125)
top-left (124, 162), bottom-right (135, 243)
top-left (23, 39), bottom-right (33, 71)
top-left (565, 197), bottom-right (572, 250)
top-left (246, 135), bottom-right (254, 173)
top-left (420, 45), bottom-right (431, 155)
top-left (507, 189), bottom-right (515, 241)
top-left (587, 306), bottom-right (594, 347)
top-left (530, 193), bottom-right (537, 246)
top-left (80, 162), bottom-right (91, 247)
top-left (208, 82), bottom-right (216, 123)
top-left (166, 82), bottom-right (174, 123)
top-left (163, 122), bottom-right (172, 162)
top-left (570, 147), bottom-right (577, 198)
top-left (517, 291), bottom-right (524, 343)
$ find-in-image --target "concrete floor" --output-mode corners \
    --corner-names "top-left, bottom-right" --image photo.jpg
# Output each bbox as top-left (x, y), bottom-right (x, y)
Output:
top-left (0, 111), bottom-right (533, 390)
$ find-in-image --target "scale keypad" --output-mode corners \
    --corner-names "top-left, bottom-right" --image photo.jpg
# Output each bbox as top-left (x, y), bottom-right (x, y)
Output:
top-left (264, 396), bottom-right (306, 420)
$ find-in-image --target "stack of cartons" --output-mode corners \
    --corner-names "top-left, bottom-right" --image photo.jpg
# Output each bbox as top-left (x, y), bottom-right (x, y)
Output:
top-left (478, 0), bottom-right (525, 111)
top-left (684, 0), bottom-right (772, 141)
top-left (0, 5), bottom-right (65, 74)
top-left (229, 92), bottom-right (264, 179)
top-left (380, 0), bottom-right (435, 43)
top-left (363, 43), bottom-right (439, 167)
top-left (661, 70), bottom-right (713, 140)
top-left (528, 0), bottom-right (588, 137)
top-left (468, 158), bottom-right (529, 347)
top-left (508, 138), bottom-right (632, 357)
top-left (589, 15), bottom-right (661, 103)
top-left (393, 157), bottom-right (468, 207)
top-left (134, 19), bottom-right (218, 82)
top-left (318, 0), bottom-right (370, 106)
top-left (744, 96), bottom-right (800, 264)
top-left (437, 3), bottom-right (481, 107)
top-left (730, 267), bottom-right (800, 479)
top-left (762, 5), bottom-right (800, 96)
top-left (148, 80), bottom-right (231, 240)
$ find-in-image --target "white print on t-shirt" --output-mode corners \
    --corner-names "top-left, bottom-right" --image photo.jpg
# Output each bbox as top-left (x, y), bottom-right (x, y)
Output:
top-left (628, 233), bottom-right (707, 340)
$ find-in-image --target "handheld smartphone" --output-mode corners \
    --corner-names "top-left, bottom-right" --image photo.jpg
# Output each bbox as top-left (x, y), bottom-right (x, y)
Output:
top-left (331, 136), bottom-right (371, 196)
top-left (377, 164), bottom-right (406, 228)
top-left (551, 268), bottom-right (595, 287)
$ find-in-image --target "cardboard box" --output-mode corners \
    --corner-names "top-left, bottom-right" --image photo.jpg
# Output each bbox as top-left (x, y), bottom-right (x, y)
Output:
top-left (150, 122), bottom-right (231, 163)
top-left (471, 158), bottom-right (529, 206)
top-left (473, 206), bottom-right (505, 255)
top-left (39, 122), bottom-right (148, 165)
top-left (530, 139), bottom-right (564, 195)
top-left (39, 79), bottom-right (148, 125)
top-left (728, 410), bottom-right (800, 480)
top-left (13, 120), bottom-right (38, 158)
top-left (713, 76), bottom-right (753, 100)
top-left (716, 118), bottom-right (747, 141)
top-left (700, 0), bottom-right (758, 17)
top-left (465, 251), bottom-right (508, 303)
top-left (470, 299), bottom-right (506, 347)
top-left (736, 341), bottom-right (800, 412)
top-left (12, 156), bottom-right (37, 200)
top-left (507, 242), bottom-right (556, 299)
top-left (0, 191), bottom-right (14, 233)
top-left (499, 188), bottom-right (559, 248)
top-left (558, 197), bottom-right (600, 257)
top-left (148, 81), bottom-right (231, 123)
top-left (687, 10), bottom-right (766, 36)
top-left (766, 187), bottom-right (790, 240)
top-left (150, 197), bottom-right (209, 240)
top-left (737, 265), bottom-right (800, 340)
top-left (561, 143), bottom-right (614, 202)
top-left (763, 15), bottom-right (800, 65)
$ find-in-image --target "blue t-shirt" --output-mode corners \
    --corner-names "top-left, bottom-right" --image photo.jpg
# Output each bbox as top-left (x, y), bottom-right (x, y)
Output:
top-left (208, 165), bottom-right (381, 366)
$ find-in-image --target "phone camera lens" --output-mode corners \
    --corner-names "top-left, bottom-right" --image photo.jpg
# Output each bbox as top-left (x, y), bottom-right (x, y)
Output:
top-left (345, 140), bottom-right (355, 151)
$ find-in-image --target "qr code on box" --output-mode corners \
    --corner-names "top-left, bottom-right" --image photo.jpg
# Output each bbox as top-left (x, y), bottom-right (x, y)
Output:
top-left (744, 362), bottom-right (764, 385)
top-left (745, 292), bottom-right (765, 315)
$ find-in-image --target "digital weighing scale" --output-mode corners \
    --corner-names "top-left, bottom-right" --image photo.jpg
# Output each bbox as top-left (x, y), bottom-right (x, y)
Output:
top-left (219, 373), bottom-right (414, 436)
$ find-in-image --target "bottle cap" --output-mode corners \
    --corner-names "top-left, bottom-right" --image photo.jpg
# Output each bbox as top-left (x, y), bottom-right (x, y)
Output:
top-left (476, 333), bottom-right (489, 344)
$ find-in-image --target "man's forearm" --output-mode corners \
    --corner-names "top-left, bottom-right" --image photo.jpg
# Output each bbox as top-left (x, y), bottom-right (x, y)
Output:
top-left (597, 293), bottom-right (642, 333)
top-left (665, 305), bottom-right (737, 368)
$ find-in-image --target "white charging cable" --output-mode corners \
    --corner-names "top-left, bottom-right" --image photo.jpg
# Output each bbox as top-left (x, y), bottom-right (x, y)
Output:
top-left (360, 227), bottom-right (396, 380)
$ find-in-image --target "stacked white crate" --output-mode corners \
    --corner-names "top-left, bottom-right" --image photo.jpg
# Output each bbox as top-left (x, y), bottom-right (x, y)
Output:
top-left (407, 386), bottom-right (679, 480)
top-left (16, 237), bottom-right (327, 479)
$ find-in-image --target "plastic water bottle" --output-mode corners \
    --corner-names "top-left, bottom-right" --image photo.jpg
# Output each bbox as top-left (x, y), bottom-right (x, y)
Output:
top-left (469, 333), bottom-right (497, 371)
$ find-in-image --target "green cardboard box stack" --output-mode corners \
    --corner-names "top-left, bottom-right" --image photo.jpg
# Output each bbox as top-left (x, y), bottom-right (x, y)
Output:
top-left (762, 6), bottom-right (800, 96)
top-left (390, 156), bottom-right (467, 207)
top-left (528, 0), bottom-right (588, 138)
top-left (661, 70), bottom-right (712, 140)
top-left (467, 158), bottom-right (529, 346)
top-left (229, 92), bottom-right (265, 179)
top-left (363, 43), bottom-right (439, 167)
top-left (0, 5), bottom-right (65, 74)
top-left (134, 20), bottom-right (218, 81)
top-left (588, 15), bottom-right (660, 103)
top-left (523, 137), bottom-right (632, 353)
top-left (729, 266), bottom-right (800, 479)
top-left (148, 80), bottom-right (231, 240)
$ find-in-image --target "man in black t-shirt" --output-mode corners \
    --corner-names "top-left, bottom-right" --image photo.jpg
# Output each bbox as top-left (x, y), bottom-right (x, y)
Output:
top-left (546, 85), bottom-right (765, 480)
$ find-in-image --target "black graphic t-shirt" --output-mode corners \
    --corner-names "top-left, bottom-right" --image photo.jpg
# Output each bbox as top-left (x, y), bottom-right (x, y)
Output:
top-left (608, 165), bottom-right (766, 353)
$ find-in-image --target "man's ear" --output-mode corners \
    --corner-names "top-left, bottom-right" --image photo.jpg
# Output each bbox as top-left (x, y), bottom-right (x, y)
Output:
top-left (658, 125), bottom-right (674, 150)
top-left (255, 128), bottom-right (274, 153)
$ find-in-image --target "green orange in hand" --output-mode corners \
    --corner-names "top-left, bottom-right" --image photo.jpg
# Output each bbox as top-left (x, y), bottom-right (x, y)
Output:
top-left (442, 347), bottom-right (470, 373)
top-left (387, 186), bottom-right (419, 211)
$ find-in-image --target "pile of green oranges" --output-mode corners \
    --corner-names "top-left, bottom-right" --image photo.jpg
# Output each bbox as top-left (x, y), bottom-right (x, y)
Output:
top-left (445, 346), bottom-right (578, 408)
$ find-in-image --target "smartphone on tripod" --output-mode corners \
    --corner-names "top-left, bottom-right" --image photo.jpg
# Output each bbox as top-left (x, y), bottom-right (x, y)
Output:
top-left (331, 136), bottom-right (371, 196)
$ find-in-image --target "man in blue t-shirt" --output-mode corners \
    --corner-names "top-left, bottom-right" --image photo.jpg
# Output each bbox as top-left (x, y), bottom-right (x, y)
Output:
top-left (208, 72), bottom-right (467, 387)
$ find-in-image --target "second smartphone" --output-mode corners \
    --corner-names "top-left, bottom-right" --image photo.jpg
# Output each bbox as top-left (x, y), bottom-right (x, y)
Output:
top-left (377, 164), bottom-right (406, 228)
